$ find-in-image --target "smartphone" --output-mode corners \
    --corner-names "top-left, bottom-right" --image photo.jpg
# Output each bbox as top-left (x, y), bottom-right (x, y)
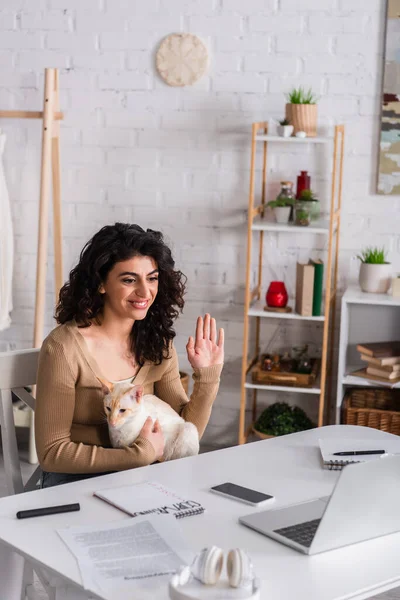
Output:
top-left (210, 482), bottom-right (275, 506)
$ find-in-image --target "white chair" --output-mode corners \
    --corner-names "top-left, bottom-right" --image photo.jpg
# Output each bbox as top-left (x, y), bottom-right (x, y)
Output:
top-left (0, 348), bottom-right (41, 495)
top-left (0, 348), bottom-right (50, 600)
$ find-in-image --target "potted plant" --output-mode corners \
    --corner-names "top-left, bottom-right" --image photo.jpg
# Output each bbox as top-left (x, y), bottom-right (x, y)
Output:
top-left (253, 402), bottom-right (315, 438)
top-left (357, 247), bottom-right (392, 293)
top-left (294, 201), bottom-right (311, 226)
top-left (285, 87), bottom-right (318, 137)
top-left (277, 118), bottom-right (294, 138)
top-left (267, 197), bottom-right (294, 224)
top-left (298, 189), bottom-right (320, 221)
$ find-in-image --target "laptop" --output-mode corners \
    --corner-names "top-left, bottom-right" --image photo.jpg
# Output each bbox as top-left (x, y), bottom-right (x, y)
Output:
top-left (239, 454), bottom-right (400, 555)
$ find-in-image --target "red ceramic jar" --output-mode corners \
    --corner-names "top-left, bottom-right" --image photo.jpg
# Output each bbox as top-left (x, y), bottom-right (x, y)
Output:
top-left (266, 281), bottom-right (288, 308)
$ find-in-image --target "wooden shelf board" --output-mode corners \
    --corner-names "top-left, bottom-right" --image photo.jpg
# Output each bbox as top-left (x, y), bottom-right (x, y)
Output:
top-left (248, 299), bottom-right (325, 321)
top-left (251, 216), bottom-right (331, 234)
top-left (245, 382), bottom-right (321, 394)
top-left (256, 134), bottom-right (331, 144)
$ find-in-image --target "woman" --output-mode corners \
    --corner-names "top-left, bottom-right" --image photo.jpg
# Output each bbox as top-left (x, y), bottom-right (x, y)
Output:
top-left (35, 223), bottom-right (224, 487)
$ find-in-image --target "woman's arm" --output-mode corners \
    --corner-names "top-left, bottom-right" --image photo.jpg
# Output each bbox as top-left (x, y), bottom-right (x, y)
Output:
top-left (35, 337), bottom-right (156, 474)
top-left (154, 345), bottom-right (222, 439)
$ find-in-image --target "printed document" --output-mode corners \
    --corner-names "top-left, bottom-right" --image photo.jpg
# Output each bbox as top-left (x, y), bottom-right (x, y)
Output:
top-left (58, 514), bottom-right (194, 599)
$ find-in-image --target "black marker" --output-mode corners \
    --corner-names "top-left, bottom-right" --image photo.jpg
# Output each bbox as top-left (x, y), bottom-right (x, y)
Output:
top-left (333, 450), bottom-right (385, 456)
top-left (16, 503), bottom-right (80, 519)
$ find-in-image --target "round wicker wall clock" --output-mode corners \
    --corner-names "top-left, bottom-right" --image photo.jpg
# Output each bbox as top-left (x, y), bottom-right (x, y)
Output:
top-left (156, 33), bottom-right (209, 87)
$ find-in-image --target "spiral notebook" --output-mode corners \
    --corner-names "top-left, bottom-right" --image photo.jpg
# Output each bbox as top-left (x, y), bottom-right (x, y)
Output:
top-left (94, 480), bottom-right (205, 519)
top-left (319, 438), bottom-right (400, 471)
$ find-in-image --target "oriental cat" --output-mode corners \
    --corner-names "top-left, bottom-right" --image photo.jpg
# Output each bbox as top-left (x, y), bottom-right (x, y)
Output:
top-left (100, 380), bottom-right (199, 461)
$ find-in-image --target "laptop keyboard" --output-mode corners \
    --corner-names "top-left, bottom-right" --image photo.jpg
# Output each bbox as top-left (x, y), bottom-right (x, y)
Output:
top-left (274, 518), bottom-right (321, 548)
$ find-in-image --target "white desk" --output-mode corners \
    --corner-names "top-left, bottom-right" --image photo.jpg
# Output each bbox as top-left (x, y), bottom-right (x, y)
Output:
top-left (1, 425), bottom-right (400, 600)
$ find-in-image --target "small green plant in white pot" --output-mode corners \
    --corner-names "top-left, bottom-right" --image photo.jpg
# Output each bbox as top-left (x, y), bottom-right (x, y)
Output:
top-left (267, 197), bottom-right (294, 224)
top-left (277, 118), bottom-right (294, 138)
top-left (358, 247), bottom-right (391, 294)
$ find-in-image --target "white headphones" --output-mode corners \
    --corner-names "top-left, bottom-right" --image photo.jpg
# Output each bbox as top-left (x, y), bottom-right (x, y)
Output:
top-left (169, 546), bottom-right (260, 600)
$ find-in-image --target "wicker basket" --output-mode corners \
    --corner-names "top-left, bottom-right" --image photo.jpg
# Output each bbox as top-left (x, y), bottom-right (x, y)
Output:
top-left (342, 388), bottom-right (400, 435)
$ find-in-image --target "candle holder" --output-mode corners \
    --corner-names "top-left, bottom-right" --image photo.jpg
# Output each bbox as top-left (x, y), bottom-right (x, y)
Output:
top-left (266, 282), bottom-right (288, 308)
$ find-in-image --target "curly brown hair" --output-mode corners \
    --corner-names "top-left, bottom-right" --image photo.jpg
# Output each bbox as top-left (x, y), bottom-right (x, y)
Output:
top-left (55, 223), bottom-right (186, 366)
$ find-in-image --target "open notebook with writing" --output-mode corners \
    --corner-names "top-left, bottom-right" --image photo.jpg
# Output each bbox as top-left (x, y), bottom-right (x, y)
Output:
top-left (319, 438), bottom-right (400, 471)
top-left (94, 480), bottom-right (205, 519)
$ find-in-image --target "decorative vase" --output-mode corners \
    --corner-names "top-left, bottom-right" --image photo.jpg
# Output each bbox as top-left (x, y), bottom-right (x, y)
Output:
top-left (295, 200), bottom-right (311, 226)
top-left (273, 206), bottom-right (291, 224)
top-left (266, 281), bottom-right (288, 308)
top-left (296, 170), bottom-right (311, 199)
top-left (277, 124), bottom-right (294, 137)
top-left (359, 263), bottom-right (392, 294)
top-left (309, 199), bottom-right (320, 221)
top-left (285, 103), bottom-right (317, 137)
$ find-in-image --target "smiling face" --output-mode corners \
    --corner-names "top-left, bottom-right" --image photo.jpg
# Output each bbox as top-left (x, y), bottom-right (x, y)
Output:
top-left (99, 255), bottom-right (159, 322)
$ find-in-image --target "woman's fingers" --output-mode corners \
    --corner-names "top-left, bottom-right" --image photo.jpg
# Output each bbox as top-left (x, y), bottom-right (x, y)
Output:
top-left (194, 314), bottom-right (221, 345)
top-left (217, 327), bottom-right (224, 348)
top-left (195, 316), bottom-right (203, 346)
top-left (203, 313), bottom-right (210, 339)
top-left (210, 317), bottom-right (217, 344)
top-left (140, 417), bottom-right (153, 436)
top-left (186, 336), bottom-right (195, 354)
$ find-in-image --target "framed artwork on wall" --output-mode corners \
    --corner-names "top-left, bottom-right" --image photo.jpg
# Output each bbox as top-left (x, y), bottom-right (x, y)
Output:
top-left (378, 0), bottom-right (400, 194)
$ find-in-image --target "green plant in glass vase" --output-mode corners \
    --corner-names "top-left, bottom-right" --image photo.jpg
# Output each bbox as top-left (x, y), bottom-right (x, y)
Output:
top-left (298, 189), bottom-right (320, 221)
top-left (295, 204), bottom-right (311, 226)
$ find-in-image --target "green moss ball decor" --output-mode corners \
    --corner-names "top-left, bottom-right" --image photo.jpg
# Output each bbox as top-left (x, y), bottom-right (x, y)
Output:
top-left (254, 402), bottom-right (315, 437)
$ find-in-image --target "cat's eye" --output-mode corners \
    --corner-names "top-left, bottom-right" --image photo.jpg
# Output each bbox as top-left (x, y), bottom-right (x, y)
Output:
top-left (119, 409), bottom-right (126, 413)
top-left (106, 407), bottom-right (111, 412)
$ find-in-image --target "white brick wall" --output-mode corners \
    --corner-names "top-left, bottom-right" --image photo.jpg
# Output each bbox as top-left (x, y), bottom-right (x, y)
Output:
top-left (0, 0), bottom-right (398, 448)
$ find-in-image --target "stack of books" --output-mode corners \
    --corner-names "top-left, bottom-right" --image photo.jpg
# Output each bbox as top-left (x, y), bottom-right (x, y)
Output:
top-left (353, 341), bottom-right (400, 385)
top-left (295, 259), bottom-right (324, 317)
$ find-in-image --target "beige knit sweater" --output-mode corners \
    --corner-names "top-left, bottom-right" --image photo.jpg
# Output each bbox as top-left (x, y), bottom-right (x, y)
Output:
top-left (35, 321), bottom-right (222, 474)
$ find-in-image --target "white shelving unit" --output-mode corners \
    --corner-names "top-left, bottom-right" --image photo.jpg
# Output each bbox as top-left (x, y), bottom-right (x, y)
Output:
top-left (239, 121), bottom-right (345, 445)
top-left (256, 134), bottom-right (331, 145)
top-left (248, 299), bottom-right (325, 321)
top-left (251, 216), bottom-right (333, 234)
top-left (335, 286), bottom-right (400, 422)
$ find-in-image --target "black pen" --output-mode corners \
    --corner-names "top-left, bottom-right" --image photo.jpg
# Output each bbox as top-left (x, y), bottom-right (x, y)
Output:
top-left (333, 450), bottom-right (385, 456)
top-left (16, 503), bottom-right (80, 519)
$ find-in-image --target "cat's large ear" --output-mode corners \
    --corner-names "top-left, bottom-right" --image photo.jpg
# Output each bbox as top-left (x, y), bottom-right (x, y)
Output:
top-left (128, 385), bottom-right (144, 404)
top-left (97, 377), bottom-right (114, 396)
